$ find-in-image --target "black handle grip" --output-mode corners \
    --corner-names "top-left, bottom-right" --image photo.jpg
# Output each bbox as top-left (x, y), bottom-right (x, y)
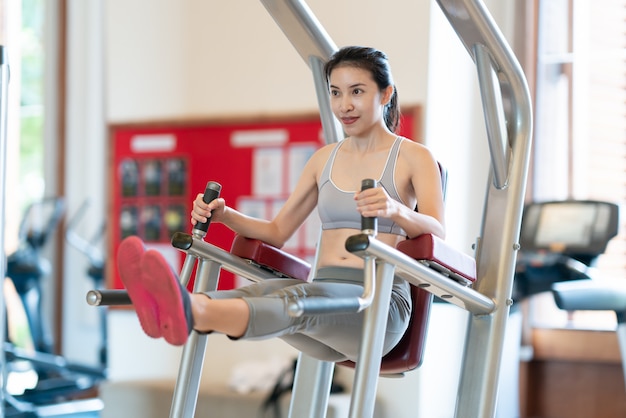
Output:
top-left (86, 290), bottom-right (132, 306)
top-left (361, 178), bottom-right (377, 235)
top-left (193, 181), bottom-right (222, 234)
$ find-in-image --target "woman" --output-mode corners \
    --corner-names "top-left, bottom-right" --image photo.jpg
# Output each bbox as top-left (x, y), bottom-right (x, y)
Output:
top-left (118, 46), bottom-right (445, 362)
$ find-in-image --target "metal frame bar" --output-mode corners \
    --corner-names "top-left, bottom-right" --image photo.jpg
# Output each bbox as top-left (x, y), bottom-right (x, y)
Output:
top-left (435, 1), bottom-right (533, 416)
top-left (348, 262), bottom-right (395, 417)
top-left (287, 353), bottom-right (335, 418)
top-left (259, 0), bottom-right (343, 146)
top-left (169, 258), bottom-right (220, 417)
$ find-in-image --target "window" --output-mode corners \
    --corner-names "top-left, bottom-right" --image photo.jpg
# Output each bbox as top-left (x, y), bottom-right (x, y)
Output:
top-left (19, 0), bottom-right (46, 207)
top-left (531, 0), bottom-right (626, 329)
top-left (3, 0), bottom-right (47, 255)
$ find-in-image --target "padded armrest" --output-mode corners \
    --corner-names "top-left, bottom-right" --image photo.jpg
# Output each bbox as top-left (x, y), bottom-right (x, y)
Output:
top-left (552, 279), bottom-right (626, 312)
top-left (230, 235), bottom-right (311, 281)
top-left (396, 234), bottom-right (476, 285)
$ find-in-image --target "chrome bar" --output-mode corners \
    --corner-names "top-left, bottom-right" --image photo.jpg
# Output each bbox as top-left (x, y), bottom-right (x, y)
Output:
top-left (359, 255), bottom-right (376, 311)
top-left (261, 0), bottom-right (342, 145)
top-left (288, 254), bottom-right (376, 317)
top-left (436, 0), bottom-right (533, 150)
top-left (288, 353), bottom-right (335, 418)
top-left (349, 262), bottom-right (395, 418)
top-left (172, 233), bottom-right (284, 282)
top-left (169, 258), bottom-right (221, 418)
top-left (178, 253), bottom-right (199, 288)
top-left (310, 55), bottom-right (343, 144)
top-left (260, 0), bottom-right (336, 65)
top-left (474, 44), bottom-right (509, 189)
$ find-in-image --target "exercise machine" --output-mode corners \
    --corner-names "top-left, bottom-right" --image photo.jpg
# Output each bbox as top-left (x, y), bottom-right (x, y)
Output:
top-left (88, 0), bottom-right (532, 417)
top-left (7, 197), bottom-right (65, 354)
top-left (498, 199), bottom-right (621, 417)
top-left (514, 200), bottom-right (624, 385)
top-left (4, 198), bottom-right (105, 416)
top-left (66, 199), bottom-right (108, 369)
top-left (515, 200), bottom-right (619, 301)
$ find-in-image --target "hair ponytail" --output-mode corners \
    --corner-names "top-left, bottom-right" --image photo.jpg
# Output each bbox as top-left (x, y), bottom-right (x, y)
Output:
top-left (385, 88), bottom-right (400, 133)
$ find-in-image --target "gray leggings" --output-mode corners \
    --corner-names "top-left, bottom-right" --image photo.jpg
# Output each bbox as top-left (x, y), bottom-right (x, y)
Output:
top-left (205, 267), bottom-right (412, 362)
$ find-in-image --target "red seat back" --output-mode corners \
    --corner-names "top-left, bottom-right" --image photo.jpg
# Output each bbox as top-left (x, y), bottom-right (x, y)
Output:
top-left (338, 285), bottom-right (433, 374)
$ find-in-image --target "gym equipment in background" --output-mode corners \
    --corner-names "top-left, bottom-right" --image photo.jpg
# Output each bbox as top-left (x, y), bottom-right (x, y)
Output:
top-left (5, 198), bottom-right (105, 417)
top-left (65, 199), bottom-right (108, 369)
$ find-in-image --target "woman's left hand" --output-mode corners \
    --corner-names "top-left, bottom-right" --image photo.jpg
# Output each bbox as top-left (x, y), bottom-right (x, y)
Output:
top-left (354, 186), bottom-right (399, 219)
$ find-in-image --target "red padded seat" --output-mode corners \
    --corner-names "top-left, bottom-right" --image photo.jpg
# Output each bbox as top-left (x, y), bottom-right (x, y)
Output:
top-left (397, 233), bottom-right (477, 286)
top-left (346, 283), bottom-right (434, 374)
top-left (230, 232), bottom-right (477, 375)
top-left (230, 235), bottom-right (311, 281)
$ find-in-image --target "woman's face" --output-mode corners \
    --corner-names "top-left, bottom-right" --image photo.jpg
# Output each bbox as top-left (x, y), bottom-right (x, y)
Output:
top-left (328, 65), bottom-right (389, 137)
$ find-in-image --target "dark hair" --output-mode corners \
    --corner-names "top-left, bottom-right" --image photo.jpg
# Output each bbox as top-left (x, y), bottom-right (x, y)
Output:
top-left (324, 46), bottom-right (400, 133)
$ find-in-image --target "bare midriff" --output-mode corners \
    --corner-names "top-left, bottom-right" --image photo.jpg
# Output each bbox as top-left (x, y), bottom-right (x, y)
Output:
top-left (316, 228), bottom-right (404, 269)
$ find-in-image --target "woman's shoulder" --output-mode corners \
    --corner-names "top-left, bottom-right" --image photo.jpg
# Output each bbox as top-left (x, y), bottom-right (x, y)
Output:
top-left (310, 141), bottom-right (339, 162)
top-left (300, 141), bottom-right (340, 175)
top-left (398, 137), bottom-right (436, 161)
top-left (318, 141), bottom-right (340, 153)
top-left (396, 137), bottom-right (442, 178)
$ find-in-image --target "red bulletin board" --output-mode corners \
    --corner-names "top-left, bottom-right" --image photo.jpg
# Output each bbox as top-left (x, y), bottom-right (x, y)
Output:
top-left (107, 108), bottom-right (422, 292)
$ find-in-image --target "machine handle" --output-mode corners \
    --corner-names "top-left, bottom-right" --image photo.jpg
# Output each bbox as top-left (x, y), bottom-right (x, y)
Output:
top-left (86, 290), bottom-right (131, 306)
top-left (361, 179), bottom-right (377, 236)
top-left (192, 181), bottom-right (222, 237)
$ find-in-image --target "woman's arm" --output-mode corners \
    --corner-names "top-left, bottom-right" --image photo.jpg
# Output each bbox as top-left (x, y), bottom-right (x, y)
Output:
top-left (191, 146), bottom-right (330, 248)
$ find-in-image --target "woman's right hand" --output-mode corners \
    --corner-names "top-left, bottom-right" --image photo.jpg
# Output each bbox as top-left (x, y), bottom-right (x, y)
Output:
top-left (191, 193), bottom-right (226, 227)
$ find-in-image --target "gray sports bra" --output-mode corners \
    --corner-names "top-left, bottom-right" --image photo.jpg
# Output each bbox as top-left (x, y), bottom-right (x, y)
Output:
top-left (317, 137), bottom-right (408, 235)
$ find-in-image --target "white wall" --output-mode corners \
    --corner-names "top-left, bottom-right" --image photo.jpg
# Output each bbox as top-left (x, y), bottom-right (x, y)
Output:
top-left (104, 0), bottom-right (432, 121)
top-left (60, 0), bottom-right (523, 417)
